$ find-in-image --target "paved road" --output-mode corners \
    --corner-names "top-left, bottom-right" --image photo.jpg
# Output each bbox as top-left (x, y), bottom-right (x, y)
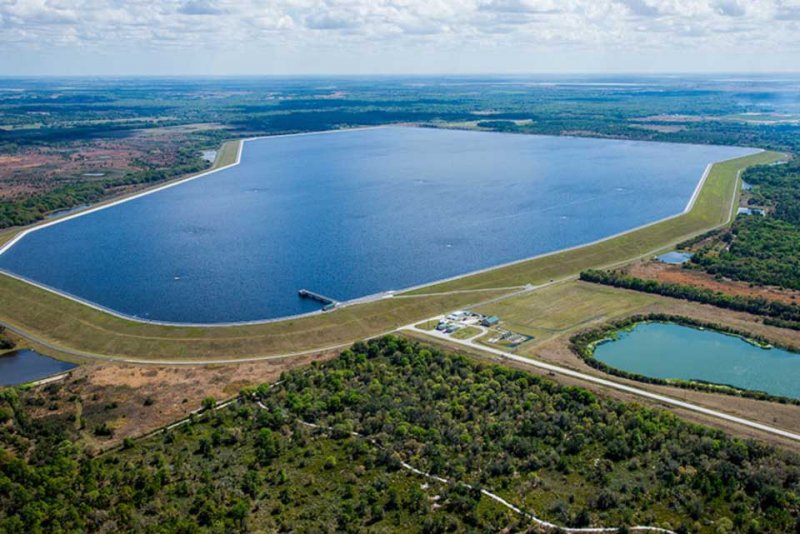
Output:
top-left (8, 282), bottom-right (800, 444)
top-left (406, 323), bottom-right (800, 443)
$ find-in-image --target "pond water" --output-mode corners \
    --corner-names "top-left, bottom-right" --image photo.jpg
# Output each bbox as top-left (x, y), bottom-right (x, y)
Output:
top-left (0, 127), bottom-right (758, 323)
top-left (0, 349), bottom-right (76, 386)
top-left (737, 207), bottom-right (765, 216)
top-left (656, 251), bottom-right (693, 265)
top-left (593, 322), bottom-right (800, 399)
top-left (45, 203), bottom-right (90, 220)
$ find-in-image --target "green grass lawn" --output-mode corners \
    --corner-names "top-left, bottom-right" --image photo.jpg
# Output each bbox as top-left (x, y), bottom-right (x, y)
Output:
top-left (0, 273), bottom-right (511, 361)
top-left (450, 326), bottom-right (482, 339)
top-left (474, 281), bottom-right (659, 346)
top-left (214, 139), bottom-right (241, 167)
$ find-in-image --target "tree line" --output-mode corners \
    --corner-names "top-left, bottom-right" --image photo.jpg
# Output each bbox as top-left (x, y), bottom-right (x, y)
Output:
top-left (0, 327), bottom-right (15, 351)
top-left (688, 158), bottom-right (800, 290)
top-left (580, 269), bottom-right (800, 324)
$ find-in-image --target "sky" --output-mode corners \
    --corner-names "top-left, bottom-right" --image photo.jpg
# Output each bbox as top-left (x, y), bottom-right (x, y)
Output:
top-left (1, 0), bottom-right (799, 75)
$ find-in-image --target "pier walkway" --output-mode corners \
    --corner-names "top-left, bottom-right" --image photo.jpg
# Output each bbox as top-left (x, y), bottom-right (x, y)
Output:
top-left (298, 289), bottom-right (339, 311)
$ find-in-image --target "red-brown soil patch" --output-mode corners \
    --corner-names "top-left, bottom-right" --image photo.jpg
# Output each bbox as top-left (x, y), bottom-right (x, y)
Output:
top-left (626, 260), bottom-right (800, 305)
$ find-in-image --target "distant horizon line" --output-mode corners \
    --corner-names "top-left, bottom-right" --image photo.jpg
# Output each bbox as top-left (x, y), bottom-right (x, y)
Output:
top-left (1, 72), bottom-right (800, 79)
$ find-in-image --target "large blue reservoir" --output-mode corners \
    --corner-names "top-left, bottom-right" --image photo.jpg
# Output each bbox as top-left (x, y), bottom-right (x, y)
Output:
top-left (0, 127), bottom-right (757, 323)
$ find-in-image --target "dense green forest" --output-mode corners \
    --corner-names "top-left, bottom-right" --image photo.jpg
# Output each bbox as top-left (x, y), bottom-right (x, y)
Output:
top-left (689, 159), bottom-right (800, 290)
top-left (745, 160), bottom-right (800, 225)
top-left (2, 336), bottom-right (800, 532)
top-left (692, 216), bottom-right (800, 290)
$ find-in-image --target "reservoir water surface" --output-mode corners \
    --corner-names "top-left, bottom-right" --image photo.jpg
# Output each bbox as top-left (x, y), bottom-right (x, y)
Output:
top-left (593, 322), bottom-right (800, 399)
top-left (0, 127), bottom-right (758, 323)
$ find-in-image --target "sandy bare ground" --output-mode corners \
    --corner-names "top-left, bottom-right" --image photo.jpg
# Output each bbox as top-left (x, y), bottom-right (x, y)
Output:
top-left (26, 349), bottom-right (338, 451)
top-left (627, 260), bottom-right (800, 306)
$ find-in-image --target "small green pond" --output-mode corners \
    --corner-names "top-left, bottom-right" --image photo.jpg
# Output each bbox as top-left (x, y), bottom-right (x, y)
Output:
top-left (593, 322), bottom-right (800, 399)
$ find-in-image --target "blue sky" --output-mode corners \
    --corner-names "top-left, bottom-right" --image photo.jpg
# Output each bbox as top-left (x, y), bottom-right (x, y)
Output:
top-left (1, 0), bottom-right (799, 75)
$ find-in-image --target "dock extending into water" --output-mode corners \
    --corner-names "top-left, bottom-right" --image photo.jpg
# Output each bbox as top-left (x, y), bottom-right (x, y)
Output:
top-left (298, 289), bottom-right (339, 311)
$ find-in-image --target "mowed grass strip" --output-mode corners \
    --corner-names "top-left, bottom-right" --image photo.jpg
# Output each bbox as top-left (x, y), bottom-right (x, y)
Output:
top-left (450, 326), bottom-right (483, 339)
top-left (404, 151), bottom-right (784, 294)
top-left (0, 273), bottom-right (511, 361)
top-left (214, 139), bottom-right (241, 167)
top-left (474, 281), bottom-right (659, 344)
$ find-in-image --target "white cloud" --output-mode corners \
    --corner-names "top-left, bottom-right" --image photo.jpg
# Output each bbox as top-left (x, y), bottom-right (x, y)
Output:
top-left (179, 0), bottom-right (227, 16)
top-left (617, 0), bottom-right (661, 17)
top-left (774, 0), bottom-right (800, 19)
top-left (0, 0), bottom-right (797, 73)
top-left (713, 0), bottom-right (746, 17)
top-left (478, 0), bottom-right (562, 14)
top-left (305, 11), bottom-right (361, 30)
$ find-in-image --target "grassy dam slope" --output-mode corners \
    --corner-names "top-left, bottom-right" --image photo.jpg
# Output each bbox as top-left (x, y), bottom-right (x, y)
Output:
top-left (0, 148), bottom-right (783, 362)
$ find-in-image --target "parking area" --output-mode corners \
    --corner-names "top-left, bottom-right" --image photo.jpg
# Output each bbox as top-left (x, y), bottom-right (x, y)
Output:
top-left (418, 310), bottom-right (534, 348)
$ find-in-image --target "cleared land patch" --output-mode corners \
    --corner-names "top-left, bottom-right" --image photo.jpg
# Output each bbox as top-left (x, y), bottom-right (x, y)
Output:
top-left (476, 281), bottom-right (800, 358)
top-left (626, 259), bottom-right (800, 305)
top-left (20, 349), bottom-right (336, 451)
top-left (474, 282), bottom-right (657, 344)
